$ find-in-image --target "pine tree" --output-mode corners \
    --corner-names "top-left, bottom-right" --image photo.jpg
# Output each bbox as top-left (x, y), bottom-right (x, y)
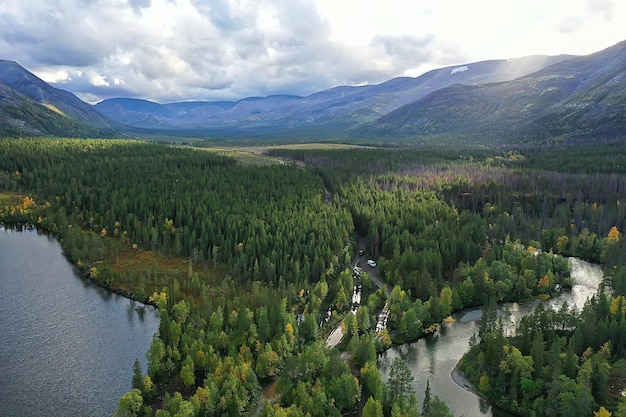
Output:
top-left (387, 357), bottom-right (414, 405)
top-left (422, 379), bottom-right (432, 417)
top-left (131, 359), bottom-right (143, 391)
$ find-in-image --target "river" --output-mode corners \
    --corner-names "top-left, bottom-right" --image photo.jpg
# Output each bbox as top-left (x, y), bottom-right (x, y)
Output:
top-left (0, 226), bottom-right (160, 417)
top-left (377, 258), bottom-right (604, 417)
top-left (0, 226), bottom-right (603, 417)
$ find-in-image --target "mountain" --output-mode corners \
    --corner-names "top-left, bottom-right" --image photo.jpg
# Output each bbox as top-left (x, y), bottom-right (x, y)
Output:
top-left (2, 40), bottom-right (625, 142)
top-left (356, 40), bottom-right (626, 144)
top-left (95, 55), bottom-right (570, 133)
top-left (0, 60), bottom-right (118, 137)
top-left (95, 95), bottom-right (301, 129)
top-left (0, 78), bottom-right (113, 137)
top-left (257, 55), bottom-right (573, 128)
top-left (0, 60), bottom-right (114, 127)
top-left (93, 98), bottom-right (177, 129)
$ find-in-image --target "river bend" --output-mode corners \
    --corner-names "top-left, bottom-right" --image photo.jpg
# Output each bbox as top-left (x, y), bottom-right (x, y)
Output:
top-left (378, 258), bottom-right (604, 417)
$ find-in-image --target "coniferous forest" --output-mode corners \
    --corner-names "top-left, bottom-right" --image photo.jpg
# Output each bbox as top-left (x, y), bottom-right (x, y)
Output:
top-left (2, 137), bottom-right (626, 417)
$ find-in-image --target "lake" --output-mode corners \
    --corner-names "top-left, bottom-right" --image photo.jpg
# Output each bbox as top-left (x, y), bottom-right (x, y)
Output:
top-left (0, 226), bottom-right (160, 417)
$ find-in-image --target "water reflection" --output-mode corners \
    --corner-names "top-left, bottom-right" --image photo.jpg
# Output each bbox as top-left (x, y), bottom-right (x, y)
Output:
top-left (128, 299), bottom-right (150, 322)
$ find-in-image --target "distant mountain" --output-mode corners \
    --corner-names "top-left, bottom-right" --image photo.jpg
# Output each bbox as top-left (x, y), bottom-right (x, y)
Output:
top-left (356, 40), bottom-right (626, 144)
top-left (95, 55), bottom-right (570, 132)
top-left (94, 98), bottom-right (175, 129)
top-left (0, 60), bottom-right (118, 137)
top-left (1, 40), bottom-right (625, 143)
top-left (258, 54), bottom-right (573, 128)
top-left (95, 95), bottom-right (301, 129)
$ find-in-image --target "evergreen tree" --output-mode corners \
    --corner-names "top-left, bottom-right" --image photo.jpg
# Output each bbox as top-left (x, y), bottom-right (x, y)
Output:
top-left (387, 357), bottom-right (414, 406)
top-left (422, 379), bottom-right (432, 417)
top-left (131, 358), bottom-right (143, 391)
top-left (363, 397), bottom-right (383, 417)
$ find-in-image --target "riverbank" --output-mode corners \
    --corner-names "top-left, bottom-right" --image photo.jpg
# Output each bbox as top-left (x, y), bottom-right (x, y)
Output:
top-left (451, 364), bottom-right (524, 417)
top-left (450, 363), bottom-right (477, 396)
top-left (378, 257), bottom-right (605, 417)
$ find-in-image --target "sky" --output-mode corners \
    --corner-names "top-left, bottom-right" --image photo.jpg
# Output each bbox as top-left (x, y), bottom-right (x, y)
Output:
top-left (0, 0), bottom-right (624, 104)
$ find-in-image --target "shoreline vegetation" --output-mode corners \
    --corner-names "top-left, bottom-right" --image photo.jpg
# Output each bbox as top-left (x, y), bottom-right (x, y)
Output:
top-left (450, 364), bottom-right (525, 417)
top-left (1, 137), bottom-right (626, 417)
top-left (0, 221), bottom-right (584, 417)
top-left (0, 220), bottom-right (160, 308)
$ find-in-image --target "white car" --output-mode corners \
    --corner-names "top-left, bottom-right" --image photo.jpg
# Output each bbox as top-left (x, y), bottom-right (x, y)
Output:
top-left (367, 259), bottom-right (376, 268)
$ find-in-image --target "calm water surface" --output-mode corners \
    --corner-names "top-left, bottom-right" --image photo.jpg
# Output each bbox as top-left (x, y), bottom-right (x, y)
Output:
top-left (0, 227), bottom-right (159, 417)
top-left (378, 258), bottom-right (604, 417)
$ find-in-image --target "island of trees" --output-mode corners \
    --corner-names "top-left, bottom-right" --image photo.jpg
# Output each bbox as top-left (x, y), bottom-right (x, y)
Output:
top-left (1, 137), bottom-right (625, 417)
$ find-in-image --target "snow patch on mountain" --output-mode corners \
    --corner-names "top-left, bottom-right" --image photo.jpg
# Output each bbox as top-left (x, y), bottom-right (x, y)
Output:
top-left (450, 66), bottom-right (469, 75)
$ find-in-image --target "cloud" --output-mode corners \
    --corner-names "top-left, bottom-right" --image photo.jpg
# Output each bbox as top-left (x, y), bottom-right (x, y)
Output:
top-left (587, 0), bottom-right (616, 20)
top-left (128, 0), bottom-right (152, 11)
top-left (0, 7), bottom-right (114, 66)
top-left (0, 0), bottom-right (624, 104)
top-left (2, 0), bottom-right (439, 102)
top-left (371, 35), bottom-right (436, 60)
top-left (556, 16), bottom-right (585, 34)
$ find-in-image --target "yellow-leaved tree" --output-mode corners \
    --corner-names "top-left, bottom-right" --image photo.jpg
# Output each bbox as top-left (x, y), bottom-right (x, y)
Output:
top-left (602, 226), bottom-right (621, 265)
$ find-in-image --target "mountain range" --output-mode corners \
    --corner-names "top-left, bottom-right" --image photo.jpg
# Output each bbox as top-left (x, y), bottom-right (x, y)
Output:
top-left (94, 54), bottom-right (570, 131)
top-left (357, 40), bottom-right (626, 143)
top-left (0, 39), bottom-right (625, 143)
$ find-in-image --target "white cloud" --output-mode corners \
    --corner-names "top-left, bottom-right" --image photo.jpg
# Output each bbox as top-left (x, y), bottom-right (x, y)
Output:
top-left (0, 0), bottom-right (624, 103)
top-left (87, 71), bottom-right (110, 87)
top-left (32, 69), bottom-right (72, 84)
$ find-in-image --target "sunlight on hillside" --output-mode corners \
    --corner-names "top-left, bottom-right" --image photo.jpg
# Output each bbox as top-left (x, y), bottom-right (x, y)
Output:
top-left (42, 103), bottom-right (66, 116)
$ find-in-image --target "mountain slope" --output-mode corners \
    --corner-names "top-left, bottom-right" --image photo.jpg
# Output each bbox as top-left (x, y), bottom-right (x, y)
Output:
top-left (0, 60), bottom-right (120, 137)
top-left (0, 60), bottom-right (115, 128)
top-left (2, 40), bottom-right (624, 142)
top-left (259, 54), bottom-right (573, 128)
top-left (357, 40), bottom-right (626, 144)
top-left (95, 95), bottom-right (301, 129)
top-left (95, 55), bottom-right (570, 132)
top-left (0, 80), bottom-right (117, 137)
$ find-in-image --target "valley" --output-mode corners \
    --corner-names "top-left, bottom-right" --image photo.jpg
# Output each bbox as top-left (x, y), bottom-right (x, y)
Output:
top-left (194, 142), bottom-right (374, 166)
top-left (1, 137), bottom-right (626, 417)
top-left (0, 36), bottom-right (625, 417)
top-left (1, 40), bottom-right (625, 144)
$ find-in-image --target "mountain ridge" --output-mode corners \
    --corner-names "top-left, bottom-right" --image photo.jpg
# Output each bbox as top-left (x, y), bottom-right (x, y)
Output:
top-left (356, 40), bottom-right (626, 144)
top-left (94, 54), bottom-right (573, 132)
top-left (0, 60), bottom-right (119, 137)
top-left (1, 39), bottom-right (625, 143)
top-left (0, 60), bottom-right (115, 127)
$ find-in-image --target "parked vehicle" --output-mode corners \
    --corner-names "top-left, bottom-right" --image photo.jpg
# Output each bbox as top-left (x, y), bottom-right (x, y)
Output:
top-left (367, 259), bottom-right (376, 267)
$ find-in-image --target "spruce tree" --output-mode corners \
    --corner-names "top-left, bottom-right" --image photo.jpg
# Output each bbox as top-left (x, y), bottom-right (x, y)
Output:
top-left (422, 379), bottom-right (431, 417)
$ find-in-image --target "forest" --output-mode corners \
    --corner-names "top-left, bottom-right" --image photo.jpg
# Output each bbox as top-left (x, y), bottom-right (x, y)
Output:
top-left (1, 137), bottom-right (626, 417)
